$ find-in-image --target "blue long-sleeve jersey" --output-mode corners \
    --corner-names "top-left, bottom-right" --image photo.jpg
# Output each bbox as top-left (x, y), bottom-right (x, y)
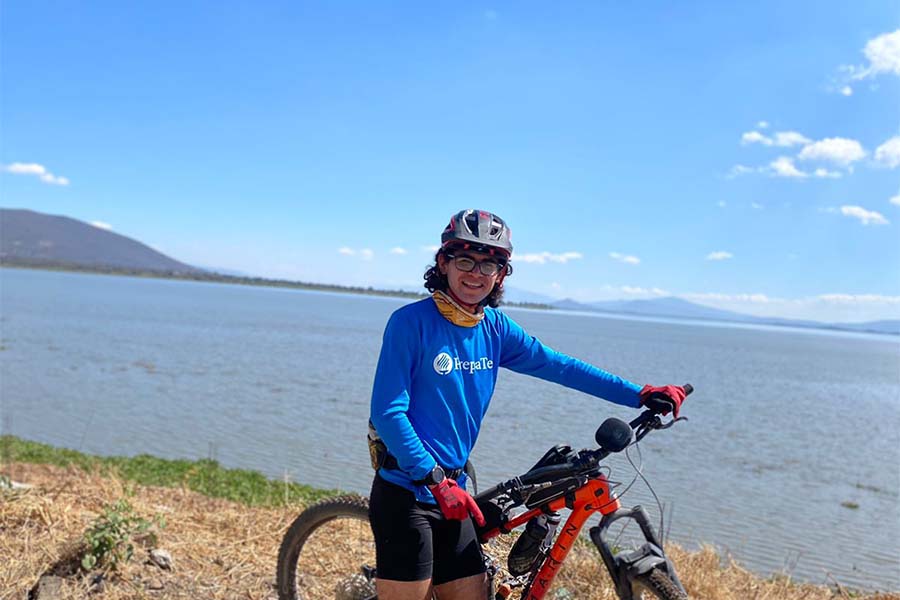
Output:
top-left (370, 298), bottom-right (642, 503)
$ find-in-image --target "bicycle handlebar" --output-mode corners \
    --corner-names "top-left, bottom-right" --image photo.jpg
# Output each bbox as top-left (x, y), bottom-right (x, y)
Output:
top-left (474, 383), bottom-right (694, 504)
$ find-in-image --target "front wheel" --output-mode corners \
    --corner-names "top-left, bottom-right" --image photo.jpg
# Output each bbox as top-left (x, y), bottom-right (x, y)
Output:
top-left (631, 566), bottom-right (688, 600)
top-left (276, 494), bottom-right (377, 600)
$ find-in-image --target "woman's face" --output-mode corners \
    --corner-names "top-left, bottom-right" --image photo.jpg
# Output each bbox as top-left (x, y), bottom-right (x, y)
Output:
top-left (438, 249), bottom-right (505, 309)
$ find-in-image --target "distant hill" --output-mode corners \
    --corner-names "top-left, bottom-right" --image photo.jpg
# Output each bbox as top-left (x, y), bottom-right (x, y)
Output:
top-left (2, 208), bottom-right (896, 336)
top-left (0, 208), bottom-right (200, 274)
top-left (588, 297), bottom-right (760, 322)
top-left (551, 297), bottom-right (900, 336)
top-left (502, 286), bottom-right (558, 305)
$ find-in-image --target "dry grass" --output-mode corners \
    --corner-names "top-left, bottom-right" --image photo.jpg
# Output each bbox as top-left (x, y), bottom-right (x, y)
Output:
top-left (2, 462), bottom-right (897, 600)
top-left (2, 463), bottom-right (296, 599)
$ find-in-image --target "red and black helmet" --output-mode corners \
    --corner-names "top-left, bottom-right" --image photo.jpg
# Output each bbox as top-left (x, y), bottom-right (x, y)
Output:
top-left (441, 209), bottom-right (513, 257)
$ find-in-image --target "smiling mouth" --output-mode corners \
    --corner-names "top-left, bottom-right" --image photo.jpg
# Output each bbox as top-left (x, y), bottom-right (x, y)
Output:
top-left (461, 281), bottom-right (484, 290)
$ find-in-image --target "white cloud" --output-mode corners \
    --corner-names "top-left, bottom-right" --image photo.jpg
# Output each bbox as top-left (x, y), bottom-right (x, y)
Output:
top-left (890, 192), bottom-right (900, 206)
top-left (839, 205), bottom-right (889, 225)
top-left (685, 292), bottom-right (771, 304)
top-left (733, 133), bottom-right (868, 178)
top-left (773, 131), bottom-right (811, 147)
top-left (848, 30), bottom-right (900, 81)
top-left (874, 136), bottom-right (900, 168)
top-left (515, 251), bottom-right (583, 264)
top-left (389, 247), bottom-right (408, 255)
top-left (609, 252), bottom-right (640, 265)
top-left (861, 30), bottom-right (900, 76)
top-left (741, 130), bottom-right (810, 147)
top-left (360, 248), bottom-right (374, 261)
top-left (813, 167), bottom-right (842, 179)
top-left (726, 165), bottom-right (756, 178)
top-left (757, 121), bottom-right (770, 129)
top-left (2, 162), bottom-right (70, 186)
top-left (817, 293), bottom-right (900, 304)
top-left (741, 131), bottom-right (772, 145)
top-left (40, 174), bottom-right (70, 185)
top-left (90, 221), bottom-right (112, 230)
top-left (338, 247), bottom-right (355, 256)
top-left (621, 286), bottom-right (668, 297)
top-left (5, 163), bottom-right (47, 175)
top-left (835, 30), bottom-right (900, 94)
top-left (681, 291), bottom-right (900, 321)
top-left (798, 137), bottom-right (866, 166)
top-left (706, 251), bottom-right (734, 261)
top-left (769, 156), bottom-right (808, 178)
top-left (421, 245), bottom-right (440, 253)
top-left (550, 282), bottom-right (561, 290)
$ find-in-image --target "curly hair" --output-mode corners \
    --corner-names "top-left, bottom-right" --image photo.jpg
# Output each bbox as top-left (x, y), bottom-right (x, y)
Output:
top-left (423, 249), bottom-right (511, 308)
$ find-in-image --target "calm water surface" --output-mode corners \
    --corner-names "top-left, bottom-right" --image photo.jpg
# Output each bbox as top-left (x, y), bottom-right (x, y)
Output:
top-left (1, 268), bottom-right (898, 591)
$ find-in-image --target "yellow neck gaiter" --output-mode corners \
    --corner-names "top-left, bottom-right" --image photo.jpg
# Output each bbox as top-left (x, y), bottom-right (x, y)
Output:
top-left (432, 291), bottom-right (484, 327)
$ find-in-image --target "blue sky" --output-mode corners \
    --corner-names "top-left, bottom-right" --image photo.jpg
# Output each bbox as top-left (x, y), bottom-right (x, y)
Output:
top-left (2, 1), bottom-right (899, 322)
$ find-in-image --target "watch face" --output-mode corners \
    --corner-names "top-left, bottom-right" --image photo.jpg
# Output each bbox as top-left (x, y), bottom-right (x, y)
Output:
top-left (431, 465), bottom-right (445, 484)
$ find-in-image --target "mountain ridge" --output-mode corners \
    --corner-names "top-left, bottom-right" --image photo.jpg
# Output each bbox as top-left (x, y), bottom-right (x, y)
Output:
top-left (548, 297), bottom-right (899, 335)
top-left (0, 208), bottom-right (200, 274)
top-left (2, 208), bottom-right (897, 335)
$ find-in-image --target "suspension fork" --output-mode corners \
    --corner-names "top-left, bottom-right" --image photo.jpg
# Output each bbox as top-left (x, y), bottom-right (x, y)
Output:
top-left (589, 506), bottom-right (686, 600)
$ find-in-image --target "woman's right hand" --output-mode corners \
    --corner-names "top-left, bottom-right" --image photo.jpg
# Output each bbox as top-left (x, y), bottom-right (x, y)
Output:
top-left (430, 479), bottom-right (486, 526)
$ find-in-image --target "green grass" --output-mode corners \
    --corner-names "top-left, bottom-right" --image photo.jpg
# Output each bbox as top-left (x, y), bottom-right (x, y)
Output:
top-left (0, 435), bottom-right (339, 507)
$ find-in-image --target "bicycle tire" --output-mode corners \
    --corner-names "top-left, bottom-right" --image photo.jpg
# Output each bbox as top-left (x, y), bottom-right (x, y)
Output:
top-left (276, 494), bottom-right (377, 600)
top-left (631, 566), bottom-right (688, 600)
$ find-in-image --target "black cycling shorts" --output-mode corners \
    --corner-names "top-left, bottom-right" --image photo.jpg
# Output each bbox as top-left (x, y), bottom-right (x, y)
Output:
top-left (368, 473), bottom-right (486, 585)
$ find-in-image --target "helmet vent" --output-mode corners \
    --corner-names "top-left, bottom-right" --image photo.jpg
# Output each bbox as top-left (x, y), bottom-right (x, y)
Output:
top-left (463, 212), bottom-right (479, 235)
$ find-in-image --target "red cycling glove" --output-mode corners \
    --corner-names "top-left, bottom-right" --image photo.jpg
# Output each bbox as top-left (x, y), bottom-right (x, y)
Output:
top-left (429, 479), bottom-right (486, 526)
top-left (639, 385), bottom-right (687, 418)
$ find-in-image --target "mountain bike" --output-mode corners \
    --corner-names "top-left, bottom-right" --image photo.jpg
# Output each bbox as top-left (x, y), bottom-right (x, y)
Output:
top-left (277, 384), bottom-right (694, 600)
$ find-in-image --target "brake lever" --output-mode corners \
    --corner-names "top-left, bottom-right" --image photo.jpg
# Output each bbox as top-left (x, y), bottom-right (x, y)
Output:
top-left (657, 416), bottom-right (689, 430)
top-left (633, 413), bottom-right (687, 442)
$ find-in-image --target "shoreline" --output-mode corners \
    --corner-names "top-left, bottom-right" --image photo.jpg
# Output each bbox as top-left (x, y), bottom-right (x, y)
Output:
top-left (2, 262), bottom-right (897, 337)
top-left (0, 261), bottom-right (552, 309)
top-left (2, 435), bottom-right (898, 598)
top-left (0, 435), bottom-right (334, 508)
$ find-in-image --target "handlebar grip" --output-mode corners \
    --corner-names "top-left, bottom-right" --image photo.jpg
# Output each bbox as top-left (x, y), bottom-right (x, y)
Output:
top-left (474, 483), bottom-right (504, 503)
top-left (683, 383), bottom-right (693, 396)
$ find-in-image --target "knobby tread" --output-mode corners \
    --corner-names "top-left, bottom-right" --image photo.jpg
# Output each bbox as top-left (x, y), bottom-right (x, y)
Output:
top-left (633, 566), bottom-right (688, 600)
top-left (276, 494), bottom-right (372, 600)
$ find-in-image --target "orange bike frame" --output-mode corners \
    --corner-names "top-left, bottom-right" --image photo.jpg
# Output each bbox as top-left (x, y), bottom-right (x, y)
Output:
top-left (480, 474), bottom-right (621, 600)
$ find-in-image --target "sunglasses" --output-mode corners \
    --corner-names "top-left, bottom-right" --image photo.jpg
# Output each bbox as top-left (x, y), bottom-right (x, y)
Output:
top-left (447, 253), bottom-right (507, 276)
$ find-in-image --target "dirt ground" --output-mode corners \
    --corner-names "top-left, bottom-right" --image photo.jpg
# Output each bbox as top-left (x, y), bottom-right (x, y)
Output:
top-left (2, 462), bottom-right (897, 600)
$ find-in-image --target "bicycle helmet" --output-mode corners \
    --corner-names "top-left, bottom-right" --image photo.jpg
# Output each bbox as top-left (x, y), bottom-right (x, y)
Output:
top-left (441, 209), bottom-right (513, 256)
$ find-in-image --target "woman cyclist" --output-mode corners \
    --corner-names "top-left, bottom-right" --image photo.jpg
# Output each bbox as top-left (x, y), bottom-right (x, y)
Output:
top-left (369, 209), bottom-right (687, 600)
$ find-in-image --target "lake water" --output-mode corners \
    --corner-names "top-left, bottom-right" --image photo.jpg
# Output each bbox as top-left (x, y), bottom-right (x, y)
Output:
top-left (1, 267), bottom-right (898, 591)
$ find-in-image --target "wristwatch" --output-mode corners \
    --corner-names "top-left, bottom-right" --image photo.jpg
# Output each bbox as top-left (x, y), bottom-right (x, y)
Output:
top-left (423, 465), bottom-right (446, 486)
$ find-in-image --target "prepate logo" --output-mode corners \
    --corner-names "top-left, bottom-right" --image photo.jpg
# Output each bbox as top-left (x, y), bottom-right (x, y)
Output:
top-left (432, 352), bottom-right (494, 375)
top-left (433, 352), bottom-right (453, 375)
